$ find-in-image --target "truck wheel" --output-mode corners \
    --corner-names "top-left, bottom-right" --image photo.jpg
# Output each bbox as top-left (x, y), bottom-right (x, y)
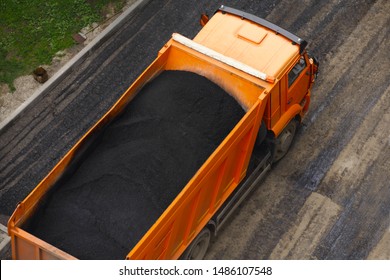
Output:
top-left (181, 228), bottom-right (211, 260)
top-left (273, 119), bottom-right (298, 162)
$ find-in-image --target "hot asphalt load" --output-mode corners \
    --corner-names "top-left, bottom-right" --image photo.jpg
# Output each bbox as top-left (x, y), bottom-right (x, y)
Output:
top-left (29, 71), bottom-right (244, 260)
top-left (1, 0), bottom-right (389, 259)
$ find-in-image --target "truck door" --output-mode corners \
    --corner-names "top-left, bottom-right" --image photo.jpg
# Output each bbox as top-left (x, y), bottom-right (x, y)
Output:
top-left (286, 55), bottom-right (311, 109)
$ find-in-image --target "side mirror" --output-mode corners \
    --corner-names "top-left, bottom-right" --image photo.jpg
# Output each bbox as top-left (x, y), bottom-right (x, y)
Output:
top-left (200, 14), bottom-right (209, 26)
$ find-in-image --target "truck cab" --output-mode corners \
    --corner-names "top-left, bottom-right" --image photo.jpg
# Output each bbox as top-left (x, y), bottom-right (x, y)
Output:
top-left (195, 6), bottom-right (318, 160)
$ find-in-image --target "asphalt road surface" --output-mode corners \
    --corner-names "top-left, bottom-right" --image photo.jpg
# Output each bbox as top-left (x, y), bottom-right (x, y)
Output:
top-left (1, 0), bottom-right (389, 259)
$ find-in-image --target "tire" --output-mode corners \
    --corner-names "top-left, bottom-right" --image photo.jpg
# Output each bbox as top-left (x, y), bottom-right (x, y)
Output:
top-left (181, 228), bottom-right (211, 260)
top-left (273, 119), bottom-right (298, 162)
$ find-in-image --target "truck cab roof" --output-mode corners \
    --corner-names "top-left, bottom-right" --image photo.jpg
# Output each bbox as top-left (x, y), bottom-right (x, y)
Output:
top-left (193, 6), bottom-right (306, 82)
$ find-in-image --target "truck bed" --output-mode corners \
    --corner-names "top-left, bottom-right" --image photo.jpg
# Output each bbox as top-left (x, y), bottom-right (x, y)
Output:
top-left (8, 32), bottom-right (269, 259)
top-left (25, 71), bottom-right (245, 259)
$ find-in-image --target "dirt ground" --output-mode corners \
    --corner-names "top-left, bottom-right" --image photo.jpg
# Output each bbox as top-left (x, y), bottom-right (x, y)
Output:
top-left (0, 48), bottom-right (77, 123)
top-left (0, 0), bottom-right (137, 124)
top-left (0, 0), bottom-right (389, 260)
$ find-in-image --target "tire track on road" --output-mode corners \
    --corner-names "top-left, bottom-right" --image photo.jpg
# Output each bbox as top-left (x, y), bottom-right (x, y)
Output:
top-left (269, 192), bottom-right (341, 259)
top-left (368, 230), bottom-right (390, 259)
top-left (320, 84), bottom-right (390, 205)
top-left (312, 85), bottom-right (390, 259)
top-left (290, 0), bottom-right (390, 191)
top-left (314, 147), bottom-right (390, 259)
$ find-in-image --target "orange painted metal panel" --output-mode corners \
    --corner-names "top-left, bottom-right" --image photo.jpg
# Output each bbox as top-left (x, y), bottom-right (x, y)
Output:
top-left (194, 11), bottom-right (299, 80)
top-left (10, 228), bottom-right (75, 260)
top-left (270, 84), bottom-right (281, 128)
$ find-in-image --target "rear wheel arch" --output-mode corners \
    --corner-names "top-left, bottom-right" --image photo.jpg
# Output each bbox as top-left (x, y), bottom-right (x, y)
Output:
top-left (180, 227), bottom-right (212, 260)
top-left (270, 116), bottom-right (300, 162)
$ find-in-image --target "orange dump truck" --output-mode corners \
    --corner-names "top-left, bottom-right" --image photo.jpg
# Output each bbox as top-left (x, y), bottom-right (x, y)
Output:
top-left (7, 6), bottom-right (318, 260)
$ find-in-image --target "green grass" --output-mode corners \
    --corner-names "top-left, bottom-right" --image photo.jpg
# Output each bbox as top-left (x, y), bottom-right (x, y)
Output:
top-left (0, 0), bottom-right (126, 91)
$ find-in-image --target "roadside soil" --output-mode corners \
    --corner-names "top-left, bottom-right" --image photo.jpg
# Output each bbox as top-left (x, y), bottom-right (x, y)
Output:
top-left (0, 0), bottom-right (137, 124)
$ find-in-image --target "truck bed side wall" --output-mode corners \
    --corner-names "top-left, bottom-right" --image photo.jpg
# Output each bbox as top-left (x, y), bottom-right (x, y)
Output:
top-left (127, 96), bottom-right (266, 259)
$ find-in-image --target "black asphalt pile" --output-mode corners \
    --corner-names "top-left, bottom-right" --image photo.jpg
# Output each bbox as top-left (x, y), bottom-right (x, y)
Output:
top-left (29, 70), bottom-right (245, 260)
